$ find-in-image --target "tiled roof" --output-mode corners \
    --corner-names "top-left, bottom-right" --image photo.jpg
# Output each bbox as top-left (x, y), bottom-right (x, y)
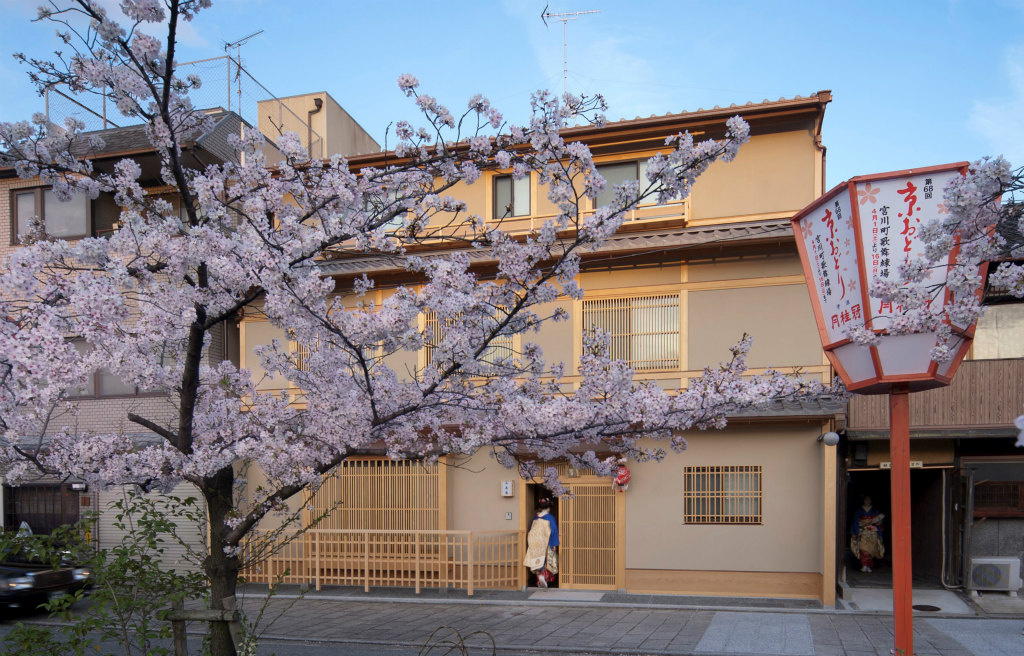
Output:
top-left (316, 219), bottom-right (795, 277)
top-left (71, 109), bottom-right (241, 159)
top-left (1, 109), bottom-right (243, 171)
top-left (611, 91), bottom-right (832, 125)
top-left (728, 395), bottom-right (846, 420)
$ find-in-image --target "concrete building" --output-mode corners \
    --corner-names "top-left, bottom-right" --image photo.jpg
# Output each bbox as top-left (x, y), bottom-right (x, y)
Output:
top-left (0, 94), bottom-right (377, 569)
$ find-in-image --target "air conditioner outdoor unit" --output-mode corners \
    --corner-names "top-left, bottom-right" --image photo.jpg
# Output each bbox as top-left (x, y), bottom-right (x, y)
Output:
top-left (968, 557), bottom-right (1023, 596)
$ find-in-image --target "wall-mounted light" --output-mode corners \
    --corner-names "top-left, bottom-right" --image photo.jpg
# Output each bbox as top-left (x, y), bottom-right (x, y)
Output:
top-left (71, 482), bottom-right (88, 491)
top-left (818, 432), bottom-right (840, 447)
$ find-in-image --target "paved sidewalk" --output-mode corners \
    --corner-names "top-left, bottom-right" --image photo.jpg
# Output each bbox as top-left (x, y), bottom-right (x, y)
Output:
top-left (228, 585), bottom-right (1024, 656)
top-left (6, 585), bottom-right (1023, 655)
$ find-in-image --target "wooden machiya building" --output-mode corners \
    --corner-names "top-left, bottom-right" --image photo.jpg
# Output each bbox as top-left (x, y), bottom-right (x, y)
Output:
top-left (240, 91), bottom-right (853, 605)
top-left (840, 279), bottom-right (1024, 597)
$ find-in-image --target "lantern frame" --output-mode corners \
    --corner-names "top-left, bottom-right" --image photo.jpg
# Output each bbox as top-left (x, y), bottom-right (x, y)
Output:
top-left (791, 162), bottom-right (988, 395)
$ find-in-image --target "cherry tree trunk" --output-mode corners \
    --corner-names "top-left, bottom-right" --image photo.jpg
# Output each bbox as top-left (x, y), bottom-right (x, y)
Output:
top-left (203, 466), bottom-right (240, 656)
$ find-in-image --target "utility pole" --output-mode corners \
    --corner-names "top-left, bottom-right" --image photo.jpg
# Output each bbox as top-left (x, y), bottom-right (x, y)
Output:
top-left (541, 5), bottom-right (600, 95)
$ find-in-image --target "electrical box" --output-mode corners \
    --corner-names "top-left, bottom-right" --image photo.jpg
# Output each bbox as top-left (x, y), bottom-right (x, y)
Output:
top-left (500, 481), bottom-right (514, 497)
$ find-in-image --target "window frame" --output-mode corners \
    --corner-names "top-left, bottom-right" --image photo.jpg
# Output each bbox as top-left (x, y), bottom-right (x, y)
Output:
top-left (10, 186), bottom-right (123, 244)
top-left (683, 465), bottom-right (763, 525)
top-left (66, 339), bottom-right (159, 400)
top-left (594, 160), bottom-right (667, 209)
top-left (421, 310), bottom-right (519, 370)
top-left (492, 173), bottom-right (531, 220)
top-left (581, 293), bottom-right (681, 371)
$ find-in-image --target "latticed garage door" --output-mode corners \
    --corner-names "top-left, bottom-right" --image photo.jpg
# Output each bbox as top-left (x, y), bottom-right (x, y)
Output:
top-left (558, 481), bottom-right (619, 589)
top-left (307, 457), bottom-right (440, 530)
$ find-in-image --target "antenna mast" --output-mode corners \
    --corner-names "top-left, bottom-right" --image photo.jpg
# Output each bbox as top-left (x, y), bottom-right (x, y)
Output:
top-left (224, 29), bottom-right (264, 112)
top-left (541, 5), bottom-right (600, 95)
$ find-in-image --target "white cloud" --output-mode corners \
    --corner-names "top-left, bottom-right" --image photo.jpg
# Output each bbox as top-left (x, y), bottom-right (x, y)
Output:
top-left (969, 45), bottom-right (1024, 164)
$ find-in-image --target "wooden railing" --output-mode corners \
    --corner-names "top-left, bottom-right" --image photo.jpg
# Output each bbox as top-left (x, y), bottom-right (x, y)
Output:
top-left (240, 529), bottom-right (524, 595)
top-left (490, 199), bottom-right (689, 235)
top-left (847, 358), bottom-right (1024, 432)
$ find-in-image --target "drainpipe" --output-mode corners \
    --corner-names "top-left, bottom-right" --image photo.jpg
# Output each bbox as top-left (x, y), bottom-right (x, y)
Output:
top-left (308, 97), bottom-right (323, 159)
top-left (813, 90), bottom-right (832, 195)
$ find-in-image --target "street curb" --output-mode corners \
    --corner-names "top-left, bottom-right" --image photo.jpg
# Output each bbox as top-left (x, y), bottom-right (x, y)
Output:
top-left (235, 591), bottom-right (982, 619)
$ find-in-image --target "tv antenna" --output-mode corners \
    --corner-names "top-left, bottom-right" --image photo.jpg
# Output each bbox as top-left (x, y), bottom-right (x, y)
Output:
top-left (223, 29), bottom-right (264, 112)
top-left (541, 5), bottom-right (600, 95)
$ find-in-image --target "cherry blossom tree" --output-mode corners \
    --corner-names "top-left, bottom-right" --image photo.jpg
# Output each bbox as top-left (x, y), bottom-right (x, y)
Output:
top-left (0, 2), bottom-right (833, 653)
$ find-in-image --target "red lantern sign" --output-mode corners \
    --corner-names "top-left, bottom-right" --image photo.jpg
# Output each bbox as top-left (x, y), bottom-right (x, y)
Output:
top-left (791, 163), bottom-right (986, 395)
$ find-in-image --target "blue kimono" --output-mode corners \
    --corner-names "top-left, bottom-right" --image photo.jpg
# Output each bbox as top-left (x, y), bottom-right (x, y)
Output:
top-left (531, 511), bottom-right (559, 548)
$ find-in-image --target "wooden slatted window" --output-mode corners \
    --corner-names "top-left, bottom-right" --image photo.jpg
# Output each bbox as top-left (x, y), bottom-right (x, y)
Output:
top-left (423, 311), bottom-right (515, 367)
top-left (292, 341), bottom-right (312, 372)
top-left (683, 465), bottom-right (762, 525)
top-left (424, 311), bottom-right (442, 366)
top-left (308, 458), bottom-right (439, 531)
top-left (582, 294), bottom-right (680, 370)
top-left (290, 334), bottom-right (373, 373)
top-left (974, 481), bottom-right (1024, 518)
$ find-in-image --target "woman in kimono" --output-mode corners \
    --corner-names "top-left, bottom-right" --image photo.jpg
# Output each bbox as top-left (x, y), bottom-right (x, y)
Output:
top-left (851, 496), bottom-right (885, 572)
top-left (523, 497), bottom-right (559, 587)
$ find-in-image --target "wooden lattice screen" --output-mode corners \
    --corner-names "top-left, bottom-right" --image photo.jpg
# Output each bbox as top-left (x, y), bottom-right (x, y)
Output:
top-left (307, 458), bottom-right (440, 531)
top-left (683, 465), bottom-right (762, 524)
top-left (582, 294), bottom-right (680, 370)
top-left (974, 480), bottom-right (1024, 518)
top-left (423, 311), bottom-right (514, 366)
top-left (559, 482), bottom-right (617, 589)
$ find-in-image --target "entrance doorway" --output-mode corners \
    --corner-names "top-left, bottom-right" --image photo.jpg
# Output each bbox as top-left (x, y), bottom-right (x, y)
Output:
top-left (525, 483), bottom-right (560, 588)
top-left (526, 478), bottom-right (622, 590)
top-left (845, 468), bottom-right (947, 588)
top-left (558, 479), bottom-right (618, 589)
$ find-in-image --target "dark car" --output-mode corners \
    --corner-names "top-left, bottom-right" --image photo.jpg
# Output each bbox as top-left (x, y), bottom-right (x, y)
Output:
top-left (0, 559), bottom-right (91, 611)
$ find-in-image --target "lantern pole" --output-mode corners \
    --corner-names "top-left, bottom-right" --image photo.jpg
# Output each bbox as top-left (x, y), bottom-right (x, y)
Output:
top-left (889, 382), bottom-right (913, 655)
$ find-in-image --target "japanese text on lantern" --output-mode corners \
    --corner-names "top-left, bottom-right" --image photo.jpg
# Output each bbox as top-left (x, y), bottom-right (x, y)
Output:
top-left (897, 181), bottom-right (920, 255)
top-left (870, 205), bottom-right (892, 279)
top-left (826, 200), bottom-right (859, 330)
top-left (859, 172), bottom-right (959, 321)
top-left (798, 195), bottom-right (860, 342)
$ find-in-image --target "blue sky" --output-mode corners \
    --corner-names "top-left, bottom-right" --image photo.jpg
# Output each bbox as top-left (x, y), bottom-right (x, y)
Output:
top-left (1, 0), bottom-right (1024, 188)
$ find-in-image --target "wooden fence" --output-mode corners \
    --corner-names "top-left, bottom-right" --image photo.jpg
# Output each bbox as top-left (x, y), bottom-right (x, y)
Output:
top-left (847, 358), bottom-right (1024, 433)
top-left (240, 529), bottom-right (523, 595)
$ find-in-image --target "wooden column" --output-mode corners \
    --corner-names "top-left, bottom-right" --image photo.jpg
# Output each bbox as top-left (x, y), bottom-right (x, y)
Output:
top-left (821, 424), bottom-right (837, 607)
top-left (890, 383), bottom-right (914, 656)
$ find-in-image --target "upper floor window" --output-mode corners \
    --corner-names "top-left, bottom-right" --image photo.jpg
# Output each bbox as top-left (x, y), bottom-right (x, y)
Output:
top-left (971, 303), bottom-right (1024, 359)
top-left (582, 294), bottom-right (680, 370)
top-left (493, 174), bottom-right (530, 219)
top-left (67, 340), bottom-right (141, 398)
top-left (594, 160), bottom-right (666, 209)
top-left (11, 188), bottom-right (120, 244)
top-left (683, 465), bottom-right (762, 525)
top-left (424, 311), bottom-right (516, 368)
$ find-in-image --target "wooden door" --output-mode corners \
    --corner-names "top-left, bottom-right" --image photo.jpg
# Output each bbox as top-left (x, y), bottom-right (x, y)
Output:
top-left (558, 479), bottom-right (621, 589)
